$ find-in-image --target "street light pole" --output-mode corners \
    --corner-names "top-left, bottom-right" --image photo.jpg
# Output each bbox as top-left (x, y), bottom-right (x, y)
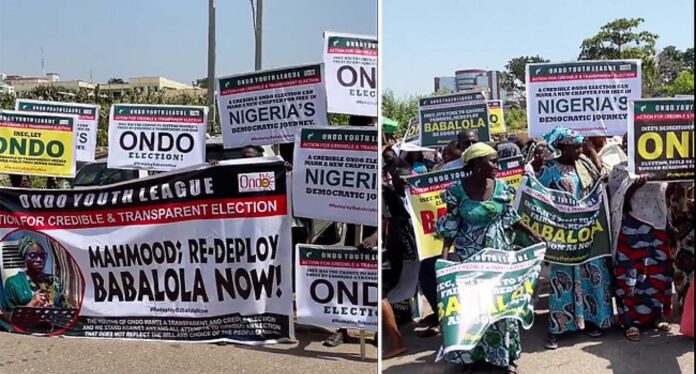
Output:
top-left (254, 0), bottom-right (263, 71)
top-left (207, 0), bottom-right (216, 134)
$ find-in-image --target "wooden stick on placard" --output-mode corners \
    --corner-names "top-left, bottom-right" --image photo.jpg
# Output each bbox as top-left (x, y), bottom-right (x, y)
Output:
top-left (354, 224), bottom-right (366, 360)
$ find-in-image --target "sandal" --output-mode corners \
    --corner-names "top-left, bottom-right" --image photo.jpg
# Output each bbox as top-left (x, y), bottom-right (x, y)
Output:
top-left (323, 331), bottom-right (344, 347)
top-left (586, 328), bottom-right (603, 338)
top-left (544, 333), bottom-right (558, 350)
top-left (507, 362), bottom-right (519, 374)
top-left (655, 321), bottom-right (671, 332)
top-left (625, 326), bottom-right (641, 342)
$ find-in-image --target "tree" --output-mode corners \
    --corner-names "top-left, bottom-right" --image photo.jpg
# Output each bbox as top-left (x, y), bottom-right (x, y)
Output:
top-left (657, 46), bottom-right (684, 84)
top-left (666, 71), bottom-right (695, 96)
top-left (579, 18), bottom-right (659, 95)
top-left (501, 55), bottom-right (549, 95)
top-left (107, 78), bottom-right (126, 84)
top-left (381, 90), bottom-right (419, 136)
top-left (683, 48), bottom-right (694, 73)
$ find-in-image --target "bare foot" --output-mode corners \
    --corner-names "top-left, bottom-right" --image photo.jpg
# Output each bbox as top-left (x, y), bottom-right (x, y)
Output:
top-left (383, 346), bottom-right (407, 359)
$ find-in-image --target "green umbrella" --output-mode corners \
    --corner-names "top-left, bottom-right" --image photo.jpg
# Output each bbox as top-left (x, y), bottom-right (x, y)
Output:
top-left (382, 116), bottom-right (398, 133)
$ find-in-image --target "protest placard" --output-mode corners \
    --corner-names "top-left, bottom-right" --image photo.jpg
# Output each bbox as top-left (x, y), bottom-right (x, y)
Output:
top-left (16, 99), bottom-right (99, 163)
top-left (292, 127), bottom-right (378, 226)
top-left (403, 117), bottom-right (420, 144)
top-left (526, 60), bottom-right (641, 137)
top-left (405, 169), bottom-right (466, 260)
top-left (513, 175), bottom-right (611, 264)
top-left (0, 110), bottom-right (76, 178)
top-left (487, 100), bottom-right (506, 135)
top-left (419, 91), bottom-right (489, 146)
top-left (107, 104), bottom-right (207, 171)
top-left (496, 154), bottom-right (525, 190)
top-left (217, 64), bottom-right (327, 147)
top-left (295, 244), bottom-right (377, 332)
top-left (437, 243), bottom-right (546, 353)
top-left (628, 98), bottom-right (694, 182)
top-left (323, 32), bottom-right (377, 116)
top-left (0, 159), bottom-right (293, 343)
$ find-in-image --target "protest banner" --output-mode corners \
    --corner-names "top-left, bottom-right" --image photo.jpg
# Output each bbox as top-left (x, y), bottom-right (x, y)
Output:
top-left (405, 169), bottom-right (467, 260)
top-left (487, 100), bottom-right (506, 135)
top-left (292, 127), bottom-right (378, 226)
top-left (512, 175), bottom-right (611, 264)
top-left (295, 244), bottom-right (377, 332)
top-left (323, 32), bottom-right (377, 116)
top-left (496, 154), bottom-right (525, 190)
top-left (437, 243), bottom-right (546, 353)
top-left (627, 98), bottom-right (694, 182)
top-left (217, 64), bottom-right (327, 147)
top-left (0, 110), bottom-right (76, 178)
top-left (526, 60), bottom-right (641, 137)
top-left (403, 117), bottom-right (420, 144)
top-left (0, 158), bottom-right (294, 343)
top-left (107, 104), bottom-right (207, 171)
top-left (16, 99), bottom-right (99, 163)
top-left (419, 91), bottom-right (490, 147)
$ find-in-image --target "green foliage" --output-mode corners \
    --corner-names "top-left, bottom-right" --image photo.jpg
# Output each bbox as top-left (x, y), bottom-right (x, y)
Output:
top-left (501, 55), bottom-right (550, 95)
top-left (579, 18), bottom-right (660, 95)
top-left (381, 90), bottom-right (420, 136)
top-left (107, 78), bottom-right (126, 84)
top-left (327, 113), bottom-right (350, 126)
top-left (657, 46), bottom-right (684, 84)
top-left (683, 48), bottom-right (694, 73)
top-left (505, 107), bottom-right (528, 131)
top-left (666, 71), bottom-right (695, 96)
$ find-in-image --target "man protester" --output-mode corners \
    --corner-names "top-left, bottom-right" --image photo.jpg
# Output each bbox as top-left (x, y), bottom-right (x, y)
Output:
top-left (441, 129), bottom-right (479, 170)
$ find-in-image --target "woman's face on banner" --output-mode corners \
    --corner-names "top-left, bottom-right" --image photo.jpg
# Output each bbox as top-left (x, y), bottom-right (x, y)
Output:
top-left (25, 243), bottom-right (47, 273)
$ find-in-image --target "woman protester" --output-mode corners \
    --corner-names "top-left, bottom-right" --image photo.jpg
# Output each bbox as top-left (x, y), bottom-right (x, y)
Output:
top-left (538, 127), bottom-right (613, 349)
top-left (609, 162), bottom-right (674, 341)
top-left (435, 143), bottom-right (542, 374)
top-left (524, 141), bottom-right (550, 179)
top-left (1, 236), bottom-right (67, 314)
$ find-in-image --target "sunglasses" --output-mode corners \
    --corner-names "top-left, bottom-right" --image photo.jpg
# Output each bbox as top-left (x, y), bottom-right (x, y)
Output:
top-left (27, 252), bottom-right (47, 260)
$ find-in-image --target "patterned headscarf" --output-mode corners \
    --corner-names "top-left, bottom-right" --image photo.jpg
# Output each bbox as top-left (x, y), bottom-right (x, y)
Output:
top-left (544, 127), bottom-right (584, 154)
top-left (462, 142), bottom-right (497, 165)
top-left (18, 235), bottom-right (42, 258)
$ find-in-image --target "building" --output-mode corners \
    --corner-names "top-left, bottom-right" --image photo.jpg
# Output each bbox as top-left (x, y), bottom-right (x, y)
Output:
top-left (453, 69), bottom-right (506, 101)
top-left (433, 76), bottom-right (457, 93)
top-left (4, 73), bottom-right (96, 93)
top-left (0, 80), bottom-right (14, 95)
top-left (99, 77), bottom-right (198, 97)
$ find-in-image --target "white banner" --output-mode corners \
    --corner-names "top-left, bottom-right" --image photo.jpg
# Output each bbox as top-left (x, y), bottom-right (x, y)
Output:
top-left (323, 32), bottom-right (378, 116)
top-left (107, 104), bottom-right (207, 171)
top-left (526, 60), bottom-right (642, 137)
top-left (295, 244), bottom-right (377, 332)
top-left (15, 99), bottom-right (100, 163)
top-left (292, 127), bottom-right (378, 226)
top-left (216, 64), bottom-right (327, 147)
top-left (0, 159), bottom-right (294, 343)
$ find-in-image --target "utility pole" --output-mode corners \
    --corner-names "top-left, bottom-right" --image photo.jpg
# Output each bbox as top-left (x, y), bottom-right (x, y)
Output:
top-left (207, 0), bottom-right (216, 134)
top-left (254, 0), bottom-right (263, 71)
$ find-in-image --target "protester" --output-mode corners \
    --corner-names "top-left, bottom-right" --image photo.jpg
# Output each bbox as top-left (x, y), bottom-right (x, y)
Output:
top-left (441, 130), bottom-right (479, 170)
top-left (495, 138), bottom-right (523, 159)
top-left (670, 183), bottom-right (695, 306)
top-left (682, 277), bottom-right (695, 338)
top-left (435, 143), bottom-right (542, 374)
top-left (609, 162), bottom-right (673, 341)
top-left (403, 151), bottom-right (429, 174)
top-left (538, 127), bottom-right (613, 349)
top-left (524, 141), bottom-right (550, 178)
top-left (1, 236), bottom-right (67, 313)
top-left (586, 136), bottom-right (627, 174)
top-left (9, 174), bottom-right (31, 188)
top-left (434, 141), bottom-right (462, 171)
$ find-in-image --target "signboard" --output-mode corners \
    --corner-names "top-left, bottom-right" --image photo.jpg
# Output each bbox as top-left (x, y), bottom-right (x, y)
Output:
top-left (418, 91), bottom-right (489, 146)
top-left (405, 169), bottom-right (466, 260)
top-left (292, 127), bottom-right (378, 226)
top-left (295, 244), bottom-right (377, 332)
top-left (513, 175), bottom-right (611, 264)
top-left (496, 155), bottom-right (525, 190)
top-left (0, 110), bottom-right (76, 178)
top-left (487, 100), bottom-right (506, 135)
top-left (437, 243), bottom-right (546, 353)
top-left (323, 32), bottom-right (377, 116)
top-left (216, 64), bottom-right (327, 147)
top-left (107, 104), bottom-right (207, 171)
top-left (16, 99), bottom-right (100, 163)
top-left (526, 60), bottom-right (642, 137)
top-left (628, 98), bottom-right (694, 182)
top-left (0, 159), bottom-right (294, 343)
top-left (403, 117), bottom-right (419, 144)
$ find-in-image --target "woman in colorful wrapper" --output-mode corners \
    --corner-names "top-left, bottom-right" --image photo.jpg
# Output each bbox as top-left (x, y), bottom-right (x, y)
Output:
top-left (537, 127), bottom-right (613, 349)
top-left (609, 162), bottom-right (674, 341)
top-left (435, 143), bottom-right (542, 374)
top-left (1, 236), bottom-right (67, 315)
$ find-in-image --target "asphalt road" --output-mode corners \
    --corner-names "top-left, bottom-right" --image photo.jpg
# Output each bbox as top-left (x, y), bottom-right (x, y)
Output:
top-left (0, 326), bottom-right (376, 374)
top-left (383, 282), bottom-right (694, 374)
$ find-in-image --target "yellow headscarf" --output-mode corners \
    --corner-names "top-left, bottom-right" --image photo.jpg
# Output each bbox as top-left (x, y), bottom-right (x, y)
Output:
top-left (461, 143), bottom-right (496, 165)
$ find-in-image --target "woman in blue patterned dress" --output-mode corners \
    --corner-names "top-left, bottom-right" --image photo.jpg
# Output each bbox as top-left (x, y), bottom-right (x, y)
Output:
top-left (538, 127), bottom-right (614, 349)
top-left (436, 143), bottom-right (542, 374)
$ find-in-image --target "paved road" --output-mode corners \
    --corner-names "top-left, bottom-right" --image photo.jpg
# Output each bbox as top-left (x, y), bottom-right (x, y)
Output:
top-left (383, 285), bottom-right (694, 373)
top-left (0, 326), bottom-right (376, 374)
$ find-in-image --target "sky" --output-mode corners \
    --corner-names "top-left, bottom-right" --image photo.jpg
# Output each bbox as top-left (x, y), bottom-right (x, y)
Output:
top-left (383, 0), bottom-right (694, 98)
top-left (0, 0), bottom-right (377, 84)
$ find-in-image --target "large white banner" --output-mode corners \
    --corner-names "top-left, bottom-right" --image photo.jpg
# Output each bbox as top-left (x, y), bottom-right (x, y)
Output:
top-left (107, 104), bottom-right (207, 171)
top-left (0, 159), bottom-right (294, 343)
top-left (292, 127), bottom-right (378, 226)
top-left (295, 244), bottom-right (377, 332)
top-left (216, 64), bottom-right (327, 147)
top-left (15, 99), bottom-right (100, 163)
top-left (526, 60), bottom-right (642, 137)
top-left (323, 32), bottom-right (378, 116)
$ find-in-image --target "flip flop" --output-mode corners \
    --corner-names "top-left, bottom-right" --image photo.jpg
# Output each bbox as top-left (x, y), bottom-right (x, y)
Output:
top-left (655, 321), bottom-right (671, 332)
top-left (586, 329), bottom-right (603, 338)
top-left (544, 334), bottom-right (558, 350)
top-left (625, 326), bottom-right (641, 342)
top-left (323, 332), bottom-right (344, 347)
